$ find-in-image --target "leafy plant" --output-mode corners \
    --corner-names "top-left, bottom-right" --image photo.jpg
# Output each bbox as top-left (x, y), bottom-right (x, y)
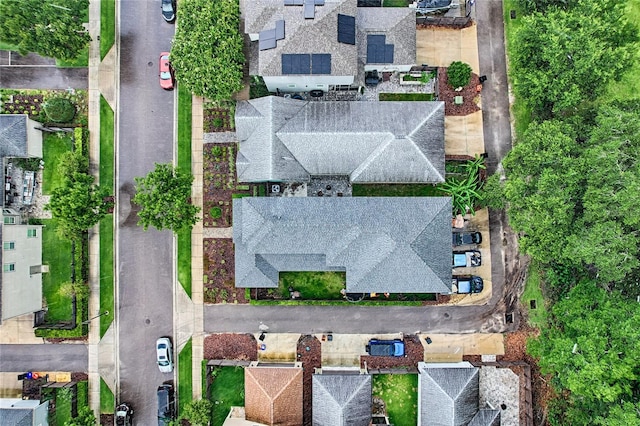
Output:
top-left (210, 206), bottom-right (222, 219)
top-left (42, 97), bottom-right (77, 123)
top-left (446, 61), bottom-right (472, 89)
top-left (438, 155), bottom-right (486, 216)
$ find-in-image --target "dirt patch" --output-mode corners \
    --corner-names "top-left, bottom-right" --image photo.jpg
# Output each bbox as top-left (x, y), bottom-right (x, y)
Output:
top-left (203, 238), bottom-right (248, 304)
top-left (297, 335), bottom-right (321, 426)
top-left (100, 414), bottom-right (114, 425)
top-left (204, 333), bottom-right (258, 361)
top-left (360, 335), bottom-right (423, 369)
top-left (438, 68), bottom-right (481, 116)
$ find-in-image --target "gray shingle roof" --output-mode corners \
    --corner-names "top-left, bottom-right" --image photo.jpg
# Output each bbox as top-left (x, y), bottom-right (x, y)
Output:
top-left (468, 407), bottom-right (501, 426)
top-left (313, 374), bottom-right (372, 426)
top-left (233, 196), bottom-right (452, 293)
top-left (0, 408), bottom-right (33, 426)
top-left (0, 115), bottom-right (29, 158)
top-left (235, 96), bottom-right (445, 183)
top-left (418, 364), bottom-right (480, 426)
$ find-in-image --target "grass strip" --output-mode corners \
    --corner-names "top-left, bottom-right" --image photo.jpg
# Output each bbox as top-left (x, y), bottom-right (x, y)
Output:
top-left (100, 378), bottom-right (115, 414)
top-left (100, 0), bottom-right (116, 59)
top-left (379, 92), bottom-right (435, 101)
top-left (178, 338), bottom-right (193, 414)
top-left (352, 183), bottom-right (442, 197)
top-left (41, 219), bottom-right (73, 322)
top-left (177, 85), bottom-right (193, 296)
top-left (372, 374), bottom-right (418, 426)
top-left (99, 216), bottom-right (114, 337)
top-left (522, 262), bottom-right (547, 328)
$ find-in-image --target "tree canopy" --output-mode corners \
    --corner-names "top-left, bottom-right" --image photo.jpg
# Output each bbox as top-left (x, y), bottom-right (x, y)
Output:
top-left (170, 0), bottom-right (244, 101)
top-left (511, 0), bottom-right (637, 117)
top-left (528, 280), bottom-right (640, 425)
top-left (133, 163), bottom-right (200, 232)
top-left (0, 0), bottom-right (91, 61)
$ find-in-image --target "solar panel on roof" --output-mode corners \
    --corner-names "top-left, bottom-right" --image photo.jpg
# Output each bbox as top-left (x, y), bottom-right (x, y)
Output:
top-left (311, 54), bottom-right (331, 74)
top-left (337, 14), bottom-right (356, 45)
top-left (282, 54), bottom-right (311, 74)
top-left (366, 34), bottom-right (395, 64)
top-left (384, 45), bottom-right (394, 63)
top-left (275, 20), bottom-right (285, 40)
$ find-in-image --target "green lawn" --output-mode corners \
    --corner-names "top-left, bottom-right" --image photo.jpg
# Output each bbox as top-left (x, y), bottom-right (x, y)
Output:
top-left (503, 0), bottom-right (533, 140)
top-left (383, 0), bottom-right (409, 6)
top-left (279, 271), bottom-right (346, 300)
top-left (54, 389), bottom-right (72, 426)
top-left (178, 339), bottom-right (193, 414)
top-left (99, 95), bottom-right (114, 187)
top-left (177, 85), bottom-right (193, 296)
top-left (100, 378), bottom-right (115, 414)
top-left (42, 219), bottom-right (74, 322)
top-left (55, 45), bottom-right (89, 67)
top-left (209, 367), bottom-right (245, 426)
top-left (42, 132), bottom-right (73, 194)
top-left (372, 374), bottom-right (418, 426)
top-left (76, 381), bottom-right (88, 407)
top-left (379, 93), bottom-right (435, 101)
top-left (99, 216), bottom-right (114, 337)
top-left (100, 0), bottom-right (116, 59)
top-left (352, 183), bottom-right (441, 197)
top-left (522, 262), bottom-right (547, 328)
top-left (99, 96), bottom-right (115, 336)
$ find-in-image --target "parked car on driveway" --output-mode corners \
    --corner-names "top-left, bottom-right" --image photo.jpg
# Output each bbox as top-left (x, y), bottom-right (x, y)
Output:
top-left (159, 52), bottom-right (174, 90)
top-left (366, 339), bottom-right (405, 357)
top-left (157, 383), bottom-right (175, 426)
top-left (453, 250), bottom-right (481, 268)
top-left (452, 275), bottom-right (484, 294)
top-left (161, 0), bottom-right (175, 22)
top-left (452, 231), bottom-right (482, 246)
top-left (156, 337), bottom-right (173, 373)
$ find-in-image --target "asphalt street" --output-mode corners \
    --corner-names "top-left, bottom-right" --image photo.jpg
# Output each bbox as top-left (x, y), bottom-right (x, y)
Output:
top-left (0, 345), bottom-right (87, 372)
top-left (0, 51), bottom-right (88, 89)
top-left (116, 1), bottom-right (176, 423)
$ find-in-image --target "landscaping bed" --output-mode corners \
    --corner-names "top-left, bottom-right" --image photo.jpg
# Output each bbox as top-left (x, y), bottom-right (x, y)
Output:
top-left (437, 68), bottom-right (481, 116)
top-left (202, 143), bottom-right (263, 228)
top-left (203, 333), bottom-right (257, 360)
top-left (0, 89), bottom-right (88, 125)
top-left (297, 335), bottom-right (321, 426)
top-left (203, 238), bottom-right (248, 304)
top-left (203, 103), bottom-right (234, 132)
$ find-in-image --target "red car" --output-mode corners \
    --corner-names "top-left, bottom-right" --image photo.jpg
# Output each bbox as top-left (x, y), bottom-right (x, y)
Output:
top-left (159, 52), bottom-right (174, 90)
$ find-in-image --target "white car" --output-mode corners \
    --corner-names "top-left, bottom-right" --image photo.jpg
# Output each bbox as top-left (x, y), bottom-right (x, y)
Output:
top-left (156, 337), bottom-right (173, 373)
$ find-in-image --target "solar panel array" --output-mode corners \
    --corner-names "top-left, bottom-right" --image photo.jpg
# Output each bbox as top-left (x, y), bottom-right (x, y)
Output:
top-left (284, 0), bottom-right (325, 19)
top-left (259, 20), bottom-right (286, 51)
top-left (337, 14), bottom-right (356, 45)
top-left (366, 34), bottom-right (394, 64)
top-left (282, 54), bottom-right (332, 74)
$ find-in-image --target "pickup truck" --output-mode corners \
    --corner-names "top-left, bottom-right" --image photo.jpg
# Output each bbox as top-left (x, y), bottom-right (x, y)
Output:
top-left (366, 339), bottom-right (405, 357)
top-left (452, 275), bottom-right (484, 294)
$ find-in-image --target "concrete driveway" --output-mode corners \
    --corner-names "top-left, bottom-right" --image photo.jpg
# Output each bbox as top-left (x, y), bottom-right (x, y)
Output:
top-left (0, 50), bottom-right (88, 89)
top-left (0, 344), bottom-right (88, 372)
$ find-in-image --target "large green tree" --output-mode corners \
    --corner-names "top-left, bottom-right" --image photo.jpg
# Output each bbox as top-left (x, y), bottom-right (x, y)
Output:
top-left (528, 280), bottom-right (640, 425)
top-left (503, 120), bottom-right (583, 265)
top-left (511, 0), bottom-right (637, 117)
top-left (47, 172), bottom-right (112, 241)
top-left (133, 163), bottom-right (200, 232)
top-left (0, 0), bottom-right (91, 61)
top-left (170, 0), bottom-right (244, 101)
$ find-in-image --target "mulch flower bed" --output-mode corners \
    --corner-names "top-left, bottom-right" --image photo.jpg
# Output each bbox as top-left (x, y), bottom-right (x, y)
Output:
top-left (1, 89), bottom-right (88, 124)
top-left (100, 414), bottom-right (114, 425)
top-left (203, 238), bottom-right (248, 304)
top-left (438, 68), bottom-right (482, 116)
top-left (1, 93), bottom-right (44, 120)
top-left (203, 106), bottom-right (233, 132)
top-left (360, 335), bottom-right (424, 369)
top-left (204, 333), bottom-right (258, 360)
top-left (297, 335), bottom-right (322, 426)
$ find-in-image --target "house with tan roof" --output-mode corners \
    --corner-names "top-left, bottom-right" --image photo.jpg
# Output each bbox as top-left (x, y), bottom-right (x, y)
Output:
top-left (244, 362), bottom-right (304, 426)
top-left (242, 0), bottom-right (416, 92)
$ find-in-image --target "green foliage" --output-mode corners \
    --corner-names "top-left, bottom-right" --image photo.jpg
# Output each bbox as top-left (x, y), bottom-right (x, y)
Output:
top-left (478, 173), bottom-right (505, 210)
top-left (528, 280), bottom-right (640, 425)
top-left (11, 157), bottom-right (41, 171)
top-left (171, 0), bottom-right (244, 101)
top-left (0, 0), bottom-right (91, 61)
top-left (511, 0), bottom-right (638, 117)
top-left (249, 75), bottom-right (271, 99)
top-left (65, 406), bottom-right (96, 426)
top-left (57, 150), bottom-right (89, 177)
top-left (516, 0), bottom-right (579, 14)
top-left (446, 61), bottom-right (472, 89)
top-left (210, 206), bottom-right (222, 219)
top-left (133, 163), bottom-right (200, 232)
top-left (46, 172), bottom-right (112, 241)
top-left (438, 156), bottom-right (486, 216)
top-left (42, 97), bottom-right (77, 123)
top-left (503, 120), bottom-right (582, 265)
top-left (181, 399), bottom-right (212, 426)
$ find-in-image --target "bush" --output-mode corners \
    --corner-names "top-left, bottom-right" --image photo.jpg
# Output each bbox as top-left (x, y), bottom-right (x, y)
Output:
top-left (446, 61), bottom-right (472, 89)
top-left (43, 97), bottom-right (76, 123)
top-left (210, 207), bottom-right (222, 219)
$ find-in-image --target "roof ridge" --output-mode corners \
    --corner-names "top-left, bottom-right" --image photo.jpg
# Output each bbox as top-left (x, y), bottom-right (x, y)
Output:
top-left (349, 133), bottom-right (394, 182)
